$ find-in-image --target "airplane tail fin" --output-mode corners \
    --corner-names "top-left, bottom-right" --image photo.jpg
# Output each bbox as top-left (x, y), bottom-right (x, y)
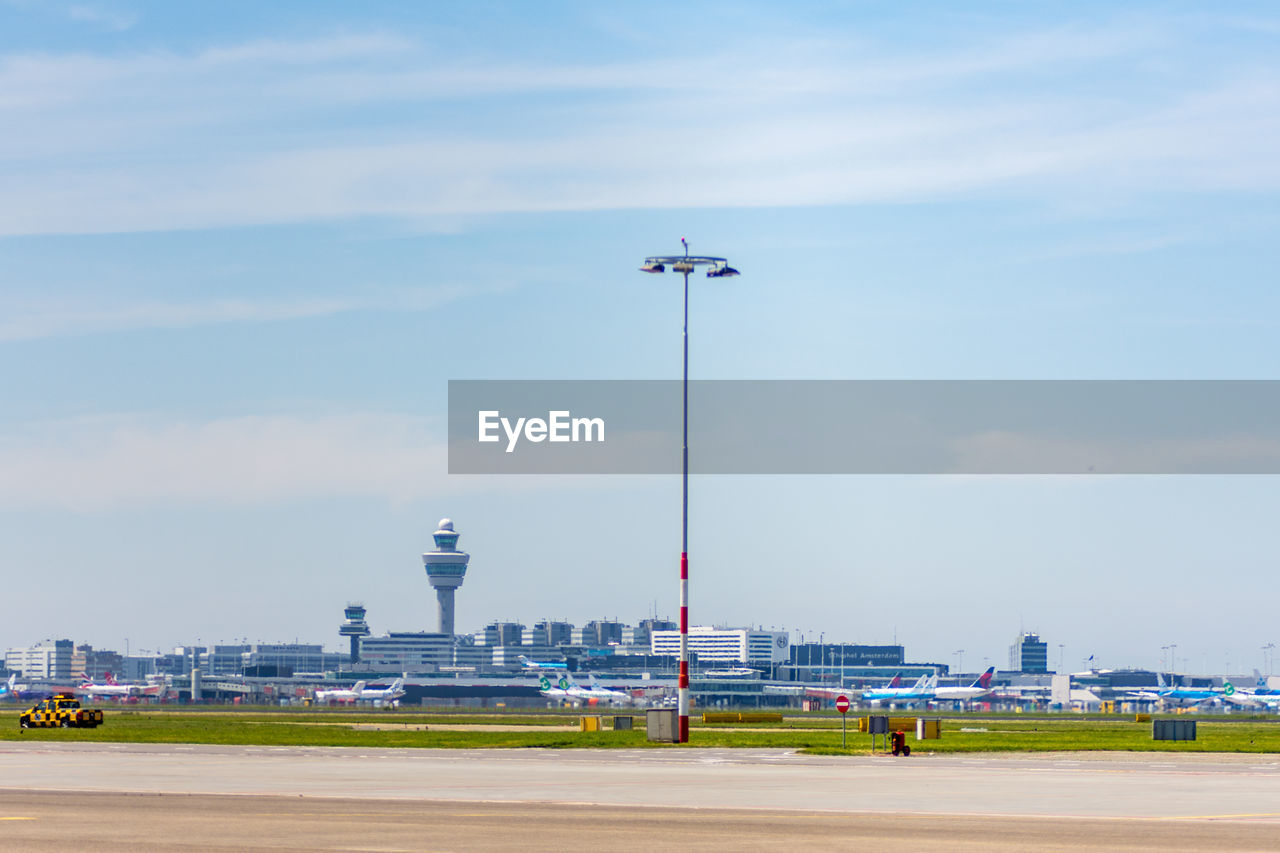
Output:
top-left (352, 681), bottom-right (366, 695)
top-left (973, 667), bottom-right (995, 689)
top-left (908, 675), bottom-right (928, 691)
top-left (105, 672), bottom-right (118, 685)
top-left (1157, 672), bottom-right (1167, 689)
top-left (885, 673), bottom-right (902, 688)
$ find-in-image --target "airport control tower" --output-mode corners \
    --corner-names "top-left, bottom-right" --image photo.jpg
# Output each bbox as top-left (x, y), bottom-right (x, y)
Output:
top-left (338, 602), bottom-right (371, 663)
top-left (422, 518), bottom-right (470, 636)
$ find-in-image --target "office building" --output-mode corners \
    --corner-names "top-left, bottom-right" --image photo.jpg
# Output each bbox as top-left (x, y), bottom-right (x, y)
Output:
top-left (650, 627), bottom-right (790, 664)
top-left (1010, 632), bottom-right (1049, 673)
top-left (5, 639), bottom-right (74, 679)
top-left (789, 643), bottom-right (904, 668)
top-left (359, 632), bottom-right (454, 672)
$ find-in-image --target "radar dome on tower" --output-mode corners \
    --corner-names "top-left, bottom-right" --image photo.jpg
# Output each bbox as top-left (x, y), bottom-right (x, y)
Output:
top-left (433, 518), bottom-right (460, 551)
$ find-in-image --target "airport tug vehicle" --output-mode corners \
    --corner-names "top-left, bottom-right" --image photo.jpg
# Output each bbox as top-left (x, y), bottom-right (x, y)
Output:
top-left (19, 693), bottom-right (104, 729)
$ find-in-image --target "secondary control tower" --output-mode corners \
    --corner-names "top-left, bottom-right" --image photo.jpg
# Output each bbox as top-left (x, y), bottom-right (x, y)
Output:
top-left (338, 602), bottom-right (371, 663)
top-left (422, 518), bottom-right (470, 636)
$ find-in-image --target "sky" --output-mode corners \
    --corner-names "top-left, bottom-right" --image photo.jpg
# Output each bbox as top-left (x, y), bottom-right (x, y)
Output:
top-left (2, 1), bottom-right (1280, 675)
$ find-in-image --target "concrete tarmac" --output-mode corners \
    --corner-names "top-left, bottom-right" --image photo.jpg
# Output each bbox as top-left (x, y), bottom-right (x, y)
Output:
top-left (3, 743), bottom-right (1280, 850)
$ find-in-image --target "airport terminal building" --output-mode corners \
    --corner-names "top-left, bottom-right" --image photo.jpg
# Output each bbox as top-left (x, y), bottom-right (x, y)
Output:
top-left (650, 627), bottom-right (791, 664)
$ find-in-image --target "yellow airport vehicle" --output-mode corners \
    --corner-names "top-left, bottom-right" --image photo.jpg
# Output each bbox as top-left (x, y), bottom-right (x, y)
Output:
top-left (19, 693), bottom-right (104, 730)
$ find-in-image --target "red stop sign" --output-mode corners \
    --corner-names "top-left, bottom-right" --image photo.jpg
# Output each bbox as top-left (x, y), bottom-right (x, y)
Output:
top-left (835, 695), bottom-right (850, 714)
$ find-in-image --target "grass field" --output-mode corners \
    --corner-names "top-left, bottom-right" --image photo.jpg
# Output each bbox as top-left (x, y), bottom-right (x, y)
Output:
top-left (5, 707), bottom-right (1280, 753)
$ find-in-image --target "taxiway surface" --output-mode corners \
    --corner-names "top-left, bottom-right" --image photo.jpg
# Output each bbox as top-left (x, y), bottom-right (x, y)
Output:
top-left (2, 742), bottom-right (1279, 851)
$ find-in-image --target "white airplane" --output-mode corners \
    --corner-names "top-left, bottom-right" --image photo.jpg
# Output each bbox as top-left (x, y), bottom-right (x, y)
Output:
top-left (704, 668), bottom-right (758, 678)
top-left (538, 675), bottom-right (572, 699)
top-left (519, 655), bottom-right (568, 670)
top-left (764, 672), bottom-right (909, 702)
top-left (314, 680), bottom-right (367, 703)
top-left (934, 667), bottom-right (996, 702)
top-left (314, 678), bottom-right (405, 705)
top-left (76, 672), bottom-right (164, 700)
top-left (539, 673), bottom-right (630, 705)
top-left (863, 674), bottom-right (936, 706)
top-left (1220, 672), bottom-right (1280, 709)
top-left (1208, 678), bottom-right (1280, 710)
top-left (565, 674), bottom-right (632, 706)
top-left (0, 674), bottom-right (18, 700)
top-left (358, 678), bottom-right (406, 705)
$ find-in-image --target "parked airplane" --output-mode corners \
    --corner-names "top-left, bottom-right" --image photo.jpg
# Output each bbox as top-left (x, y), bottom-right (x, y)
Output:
top-left (934, 667), bottom-right (996, 702)
top-left (1239, 666), bottom-right (1280, 701)
top-left (863, 674), bottom-right (936, 706)
top-left (572, 674), bottom-right (632, 705)
top-left (1246, 670), bottom-right (1280, 698)
top-left (1128, 674), bottom-right (1223, 707)
top-left (314, 678), bottom-right (405, 705)
top-left (538, 675), bottom-right (571, 699)
top-left (358, 678), bottom-right (406, 705)
top-left (0, 674), bottom-right (18, 700)
top-left (76, 673), bottom-right (165, 700)
top-left (763, 672), bottom-right (902, 702)
top-left (1214, 677), bottom-right (1280, 710)
top-left (77, 673), bottom-right (132, 698)
top-left (314, 681), bottom-right (367, 703)
top-left (540, 673), bottom-right (630, 705)
top-left (519, 655), bottom-right (568, 670)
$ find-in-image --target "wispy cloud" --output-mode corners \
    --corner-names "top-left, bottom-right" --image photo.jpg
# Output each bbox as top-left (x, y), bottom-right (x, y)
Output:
top-left (1, 17), bottom-right (1277, 234)
top-left (0, 286), bottom-right (469, 342)
top-left (0, 413), bottom-right (582, 510)
top-left (66, 4), bottom-right (136, 32)
top-left (0, 413), bottom-right (446, 509)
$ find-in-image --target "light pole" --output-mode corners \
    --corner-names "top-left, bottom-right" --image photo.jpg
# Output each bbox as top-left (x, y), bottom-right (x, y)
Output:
top-left (640, 239), bottom-right (739, 743)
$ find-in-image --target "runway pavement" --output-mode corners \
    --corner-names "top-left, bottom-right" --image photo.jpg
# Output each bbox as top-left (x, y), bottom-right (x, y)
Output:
top-left (2, 743), bottom-right (1279, 850)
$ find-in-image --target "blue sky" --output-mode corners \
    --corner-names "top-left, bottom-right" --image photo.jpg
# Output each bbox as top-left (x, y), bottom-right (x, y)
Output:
top-left (3, 1), bottom-right (1279, 674)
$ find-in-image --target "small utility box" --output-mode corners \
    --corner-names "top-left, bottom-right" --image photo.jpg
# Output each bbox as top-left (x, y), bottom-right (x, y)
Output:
top-left (1153, 719), bottom-right (1196, 741)
top-left (916, 718), bottom-right (941, 740)
top-left (579, 716), bottom-right (602, 732)
top-left (613, 715), bottom-right (635, 731)
top-left (647, 708), bottom-right (680, 742)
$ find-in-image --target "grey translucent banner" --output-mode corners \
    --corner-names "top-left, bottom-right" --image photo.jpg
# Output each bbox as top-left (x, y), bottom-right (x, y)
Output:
top-left (448, 380), bottom-right (1280, 474)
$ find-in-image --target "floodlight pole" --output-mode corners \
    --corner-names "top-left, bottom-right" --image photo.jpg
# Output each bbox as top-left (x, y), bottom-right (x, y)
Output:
top-left (638, 239), bottom-right (737, 745)
top-left (680, 241), bottom-right (691, 744)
